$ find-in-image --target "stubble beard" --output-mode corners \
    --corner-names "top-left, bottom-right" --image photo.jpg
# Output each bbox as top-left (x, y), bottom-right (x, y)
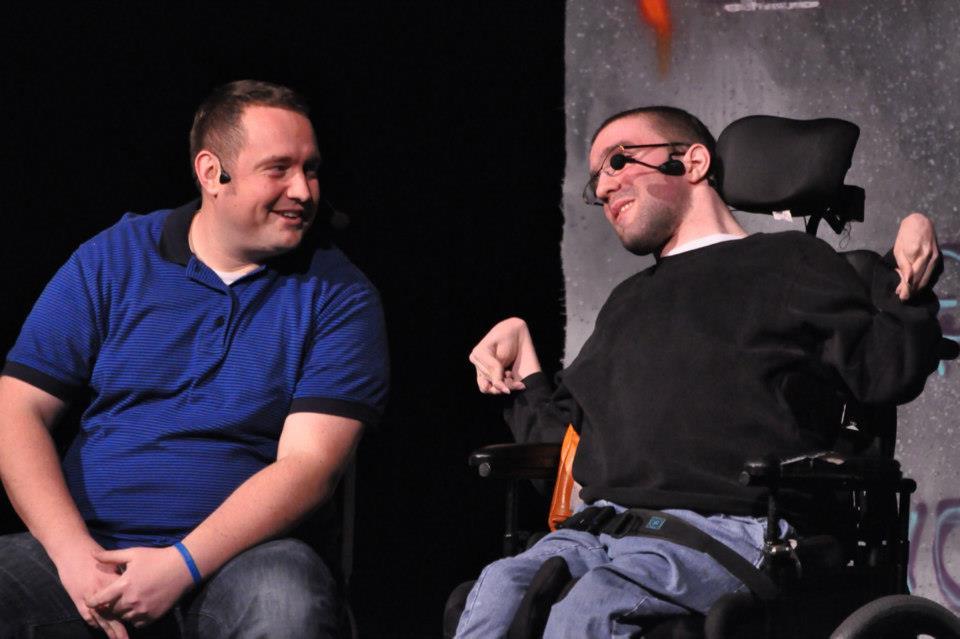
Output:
top-left (619, 190), bottom-right (689, 257)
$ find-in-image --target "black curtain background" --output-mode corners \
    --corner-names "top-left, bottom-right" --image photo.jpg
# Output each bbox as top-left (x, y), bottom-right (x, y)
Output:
top-left (1, 4), bottom-right (564, 637)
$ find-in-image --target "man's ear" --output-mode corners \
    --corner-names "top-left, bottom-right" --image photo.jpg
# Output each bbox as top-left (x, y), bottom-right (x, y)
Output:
top-left (194, 150), bottom-right (226, 196)
top-left (683, 143), bottom-right (712, 185)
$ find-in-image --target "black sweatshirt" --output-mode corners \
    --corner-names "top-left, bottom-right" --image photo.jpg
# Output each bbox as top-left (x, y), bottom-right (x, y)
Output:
top-left (507, 232), bottom-right (941, 524)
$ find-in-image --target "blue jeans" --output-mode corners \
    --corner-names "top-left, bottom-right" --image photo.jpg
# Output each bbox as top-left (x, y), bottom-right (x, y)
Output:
top-left (0, 533), bottom-right (340, 639)
top-left (455, 505), bottom-right (782, 639)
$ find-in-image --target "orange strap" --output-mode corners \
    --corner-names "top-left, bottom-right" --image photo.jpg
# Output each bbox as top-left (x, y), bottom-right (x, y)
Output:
top-left (548, 425), bottom-right (580, 531)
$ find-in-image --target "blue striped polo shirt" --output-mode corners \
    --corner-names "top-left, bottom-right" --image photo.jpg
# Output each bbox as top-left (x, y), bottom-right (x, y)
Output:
top-left (4, 202), bottom-right (389, 548)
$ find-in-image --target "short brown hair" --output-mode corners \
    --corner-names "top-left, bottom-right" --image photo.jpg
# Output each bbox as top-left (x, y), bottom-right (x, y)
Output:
top-left (189, 80), bottom-right (311, 174)
top-left (592, 106), bottom-right (720, 188)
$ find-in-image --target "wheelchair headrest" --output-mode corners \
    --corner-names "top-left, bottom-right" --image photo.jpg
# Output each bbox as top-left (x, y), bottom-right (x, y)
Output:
top-left (716, 116), bottom-right (864, 233)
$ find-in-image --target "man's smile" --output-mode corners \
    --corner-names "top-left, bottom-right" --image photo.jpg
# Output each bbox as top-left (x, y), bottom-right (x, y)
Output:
top-left (609, 197), bottom-right (636, 223)
top-left (272, 208), bottom-right (311, 224)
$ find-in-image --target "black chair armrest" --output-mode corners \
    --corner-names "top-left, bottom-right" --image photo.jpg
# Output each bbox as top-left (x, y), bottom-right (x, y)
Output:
top-left (469, 443), bottom-right (562, 480)
top-left (939, 337), bottom-right (960, 360)
top-left (740, 451), bottom-right (915, 492)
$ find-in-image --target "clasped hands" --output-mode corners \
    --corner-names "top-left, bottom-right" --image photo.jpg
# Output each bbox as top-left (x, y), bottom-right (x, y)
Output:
top-left (62, 543), bottom-right (194, 639)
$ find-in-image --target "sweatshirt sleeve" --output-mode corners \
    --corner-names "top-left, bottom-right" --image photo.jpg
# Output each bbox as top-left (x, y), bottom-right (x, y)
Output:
top-left (503, 371), bottom-right (583, 444)
top-left (784, 238), bottom-right (942, 405)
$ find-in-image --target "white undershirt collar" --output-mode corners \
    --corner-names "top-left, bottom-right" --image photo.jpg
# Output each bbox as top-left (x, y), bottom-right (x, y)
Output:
top-left (664, 233), bottom-right (745, 257)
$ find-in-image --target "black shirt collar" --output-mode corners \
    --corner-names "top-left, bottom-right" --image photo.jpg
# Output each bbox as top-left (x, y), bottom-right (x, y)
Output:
top-left (158, 200), bottom-right (200, 266)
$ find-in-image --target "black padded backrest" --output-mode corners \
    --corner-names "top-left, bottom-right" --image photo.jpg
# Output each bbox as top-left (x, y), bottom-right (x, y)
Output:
top-left (716, 115), bottom-right (861, 218)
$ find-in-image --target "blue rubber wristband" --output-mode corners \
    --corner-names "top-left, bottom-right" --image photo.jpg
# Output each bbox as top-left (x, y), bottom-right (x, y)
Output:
top-left (174, 541), bottom-right (202, 585)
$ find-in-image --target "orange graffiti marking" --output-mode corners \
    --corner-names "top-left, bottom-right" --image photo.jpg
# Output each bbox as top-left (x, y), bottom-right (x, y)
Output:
top-left (637, 0), bottom-right (672, 76)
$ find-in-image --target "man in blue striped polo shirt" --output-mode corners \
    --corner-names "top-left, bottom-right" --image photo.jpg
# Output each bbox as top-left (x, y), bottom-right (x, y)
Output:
top-left (0, 80), bottom-right (388, 638)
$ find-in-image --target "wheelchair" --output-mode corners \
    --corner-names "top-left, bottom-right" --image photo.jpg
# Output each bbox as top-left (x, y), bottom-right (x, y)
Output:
top-left (444, 115), bottom-right (960, 639)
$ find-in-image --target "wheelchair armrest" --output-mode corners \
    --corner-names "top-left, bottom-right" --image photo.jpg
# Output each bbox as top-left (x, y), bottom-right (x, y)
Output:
top-left (469, 443), bottom-right (561, 480)
top-left (939, 336), bottom-right (960, 360)
top-left (740, 451), bottom-right (915, 493)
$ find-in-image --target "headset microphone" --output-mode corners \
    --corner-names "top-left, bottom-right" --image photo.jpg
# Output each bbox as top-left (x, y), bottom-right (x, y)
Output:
top-left (609, 153), bottom-right (685, 176)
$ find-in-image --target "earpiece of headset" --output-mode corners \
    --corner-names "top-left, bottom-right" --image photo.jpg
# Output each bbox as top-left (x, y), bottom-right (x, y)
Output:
top-left (219, 167), bottom-right (232, 184)
top-left (656, 159), bottom-right (686, 176)
top-left (609, 153), bottom-right (686, 176)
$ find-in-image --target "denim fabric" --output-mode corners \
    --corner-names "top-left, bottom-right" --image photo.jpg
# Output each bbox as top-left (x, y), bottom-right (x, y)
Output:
top-left (455, 504), bottom-right (786, 639)
top-left (0, 534), bottom-right (339, 639)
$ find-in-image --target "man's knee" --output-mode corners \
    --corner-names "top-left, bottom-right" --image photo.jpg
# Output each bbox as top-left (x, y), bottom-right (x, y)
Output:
top-left (0, 533), bottom-right (88, 638)
top-left (224, 539), bottom-right (337, 620)
top-left (190, 539), bottom-right (339, 638)
top-left (543, 568), bottom-right (616, 636)
top-left (477, 554), bottom-right (536, 590)
top-left (456, 534), bottom-right (605, 639)
top-left (456, 555), bottom-right (554, 638)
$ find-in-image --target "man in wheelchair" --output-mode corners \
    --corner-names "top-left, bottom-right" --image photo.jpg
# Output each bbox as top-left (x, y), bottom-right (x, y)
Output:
top-left (455, 106), bottom-right (945, 638)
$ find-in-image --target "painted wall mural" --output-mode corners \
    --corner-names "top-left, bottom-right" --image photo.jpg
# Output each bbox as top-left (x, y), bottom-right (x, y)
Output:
top-left (564, 0), bottom-right (960, 610)
top-left (937, 245), bottom-right (960, 377)
top-left (907, 243), bottom-right (959, 610)
top-left (910, 499), bottom-right (960, 610)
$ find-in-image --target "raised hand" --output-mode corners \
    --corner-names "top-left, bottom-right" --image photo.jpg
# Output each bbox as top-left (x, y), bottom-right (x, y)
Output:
top-left (893, 212), bottom-right (940, 300)
top-left (469, 317), bottom-right (542, 394)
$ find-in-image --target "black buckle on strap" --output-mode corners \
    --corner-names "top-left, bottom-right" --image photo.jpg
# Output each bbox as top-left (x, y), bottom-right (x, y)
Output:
top-left (604, 511), bottom-right (646, 538)
top-left (557, 506), bottom-right (616, 535)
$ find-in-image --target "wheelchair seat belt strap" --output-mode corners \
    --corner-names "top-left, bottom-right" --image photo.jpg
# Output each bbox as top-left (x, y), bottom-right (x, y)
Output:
top-left (558, 506), bottom-right (779, 600)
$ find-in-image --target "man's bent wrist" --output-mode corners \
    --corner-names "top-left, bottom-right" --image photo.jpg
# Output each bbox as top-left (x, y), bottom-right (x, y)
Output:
top-left (173, 541), bottom-right (202, 585)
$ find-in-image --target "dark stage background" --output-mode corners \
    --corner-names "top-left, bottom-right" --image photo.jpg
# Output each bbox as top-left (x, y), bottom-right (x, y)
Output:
top-left (1, 4), bottom-right (565, 637)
